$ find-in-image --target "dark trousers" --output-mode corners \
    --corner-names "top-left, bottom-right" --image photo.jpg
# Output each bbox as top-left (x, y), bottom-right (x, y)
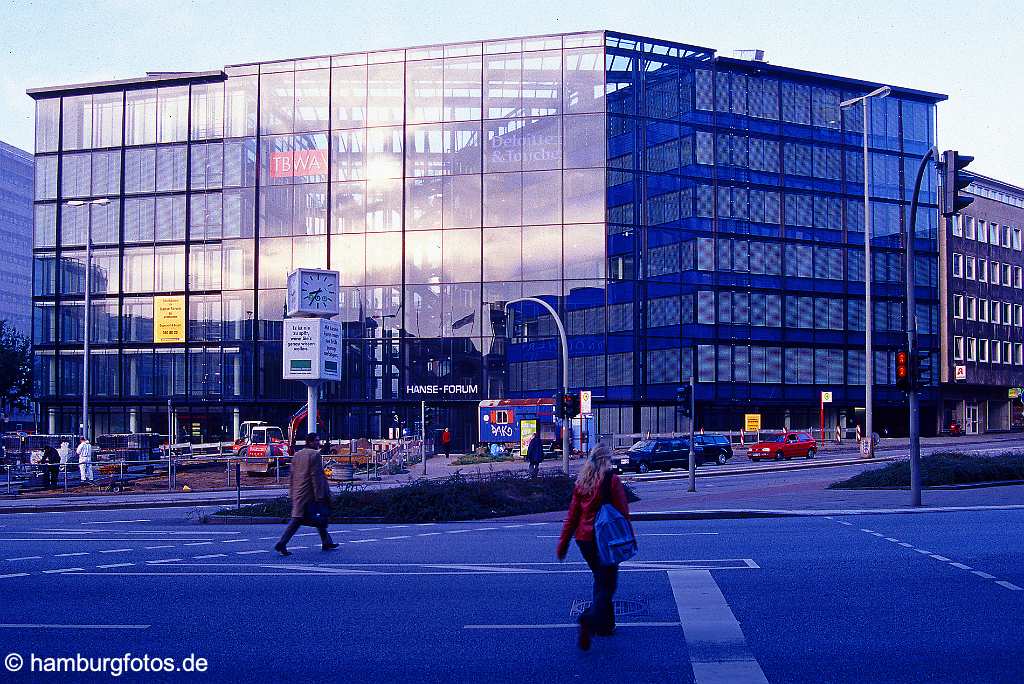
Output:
top-left (528, 461), bottom-right (540, 478)
top-left (43, 465), bottom-right (59, 489)
top-left (277, 517), bottom-right (333, 548)
top-left (443, 444), bottom-right (451, 458)
top-left (576, 539), bottom-right (618, 635)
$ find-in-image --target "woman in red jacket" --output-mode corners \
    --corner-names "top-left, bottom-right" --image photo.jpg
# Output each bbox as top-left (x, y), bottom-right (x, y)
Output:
top-left (556, 444), bottom-right (631, 650)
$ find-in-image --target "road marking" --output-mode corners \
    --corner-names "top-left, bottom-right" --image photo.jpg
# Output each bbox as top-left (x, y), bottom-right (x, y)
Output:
top-left (7, 556), bottom-right (42, 561)
top-left (193, 554), bottom-right (227, 560)
top-left (236, 550), bottom-right (268, 555)
top-left (835, 520), bottom-right (853, 526)
top-left (81, 520), bottom-right (151, 525)
top-left (183, 542), bottom-right (213, 547)
top-left (464, 622), bottom-right (681, 629)
top-left (418, 532), bottom-right (443, 537)
top-left (385, 525), bottom-right (409, 529)
top-left (97, 563), bottom-right (134, 569)
top-left (0, 624), bottom-right (150, 629)
top-left (144, 545), bottom-right (174, 550)
top-left (475, 527), bottom-right (499, 531)
top-left (971, 571), bottom-right (996, 579)
top-left (258, 536), bottom-right (277, 540)
top-left (537, 533), bottom-right (719, 538)
top-left (930, 555), bottom-right (951, 562)
top-left (383, 536), bottom-right (411, 540)
top-left (147, 559), bottom-right (182, 564)
top-left (898, 542), bottom-right (914, 548)
top-left (996, 581), bottom-right (1023, 591)
top-left (98, 549), bottom-right (132, 554)
top-left (949, 562), bottom-right (972, 570)
top-left (502, 524), bottom-right (524, 528)
top-left (350, 539), bottom-right (378, 544)
top-left (446, 530), bottom-right (471, 534)
top-left (883, 537), bottom-right (900, 542)
top-left (668, 570), bottom-right (769, 684)
top-left (527, 523), bottom-right (548, 526)
top-left (871, 532), bottom-right (884, 537)
top-left (914, 549), bottom-right (931, 554)
top-left (0, 573), bottom-right (30, 579)
top-left (42, 568), bottom-right (83, 574)
top-left (222, 539), bottom-right (248, 543)
top-left (55, 552), bottom-right (89, 557)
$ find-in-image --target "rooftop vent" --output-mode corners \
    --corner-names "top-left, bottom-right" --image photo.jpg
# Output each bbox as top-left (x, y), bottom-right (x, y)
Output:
top-left (733, 49), bottom-right (767, 63)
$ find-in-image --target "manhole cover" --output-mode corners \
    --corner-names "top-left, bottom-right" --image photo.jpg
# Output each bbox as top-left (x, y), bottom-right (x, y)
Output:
top-left (570, 596), bottom-right (649, 619)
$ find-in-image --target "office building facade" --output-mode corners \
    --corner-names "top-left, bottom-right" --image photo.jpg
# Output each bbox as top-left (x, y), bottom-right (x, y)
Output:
top-left (29, 31), bottom-right (945, 444)
top-left (0, 140), bottom-right (33, 335)
top-left (940, 172), bottom-right (1024, 433)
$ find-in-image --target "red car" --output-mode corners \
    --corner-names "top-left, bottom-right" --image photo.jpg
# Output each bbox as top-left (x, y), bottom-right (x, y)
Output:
top-left (748, 432), bottom-right (817, 461)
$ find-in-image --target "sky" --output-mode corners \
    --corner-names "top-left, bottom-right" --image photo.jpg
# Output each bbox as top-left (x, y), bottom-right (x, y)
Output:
top-left (1, 0), bottom-right (1020, 185)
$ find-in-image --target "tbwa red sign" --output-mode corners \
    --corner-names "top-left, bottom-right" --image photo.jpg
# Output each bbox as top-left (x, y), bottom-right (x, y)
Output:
top-left (269, 149), bottom-right (328, 178)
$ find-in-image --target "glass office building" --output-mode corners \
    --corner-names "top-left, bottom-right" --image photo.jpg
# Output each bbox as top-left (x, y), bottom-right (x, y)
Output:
top-left (29, 31), bottom-right (945, 444)
top-left (0, 140), bottom-right (33, 336)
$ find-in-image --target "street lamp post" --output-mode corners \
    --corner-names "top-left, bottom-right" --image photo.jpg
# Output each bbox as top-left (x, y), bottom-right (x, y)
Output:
top-left (67, 198), bottom-right (110, 441)
top-left (840, 86), bottom-right (891, 459)
top-left (504, 297), bottom-right (570, 475)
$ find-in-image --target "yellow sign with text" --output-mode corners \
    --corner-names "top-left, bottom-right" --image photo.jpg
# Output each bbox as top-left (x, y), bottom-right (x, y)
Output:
top-left (520, 419), bottom-right (537, 456)
top-left (744, 414), bottom-right (762, 432)
top-left (154, 295), bottom-right (186, 343)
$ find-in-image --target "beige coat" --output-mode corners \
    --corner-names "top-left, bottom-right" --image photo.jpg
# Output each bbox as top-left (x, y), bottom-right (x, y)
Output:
top-left (289, 448), bottom-right (331, 519)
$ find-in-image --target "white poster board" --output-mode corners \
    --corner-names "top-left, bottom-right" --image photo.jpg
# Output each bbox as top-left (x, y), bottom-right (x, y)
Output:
top-left (283, 318), bottom-right (342, 381)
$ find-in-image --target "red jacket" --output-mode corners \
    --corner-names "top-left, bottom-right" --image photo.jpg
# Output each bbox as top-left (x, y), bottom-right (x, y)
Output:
top-left (557, 473), bottom-right (630, 556)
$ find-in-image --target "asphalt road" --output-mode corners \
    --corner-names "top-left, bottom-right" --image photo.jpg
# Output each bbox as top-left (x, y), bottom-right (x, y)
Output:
top-left (0, 506), bottom-right (1022, 682)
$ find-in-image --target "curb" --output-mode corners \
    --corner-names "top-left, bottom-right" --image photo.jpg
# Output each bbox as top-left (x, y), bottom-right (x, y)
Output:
top-left (631, 503), bottom-right (1024, 520)
top-left (0, 494), bottom-right (281, 515)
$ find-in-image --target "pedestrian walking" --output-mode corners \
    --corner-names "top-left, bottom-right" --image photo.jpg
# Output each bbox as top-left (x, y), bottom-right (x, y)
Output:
top-left (556, 444), bottom-right (632, 651)
top-left (440, 427), bottom-right (452, 459)
top-left (835, 422), bottom-right (842, 444)
top-left (275, 433), bottom-right (338, 556)
top-left (76, 437), bottom-right (94, 482)
top-left (526, 431), bottom-right (544, 478)
top-left (41, 444), bottom-right (60, 489)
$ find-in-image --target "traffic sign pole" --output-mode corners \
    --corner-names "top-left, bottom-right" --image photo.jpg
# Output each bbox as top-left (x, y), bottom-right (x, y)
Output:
top-left (688, 377), bottom-right (696, 493)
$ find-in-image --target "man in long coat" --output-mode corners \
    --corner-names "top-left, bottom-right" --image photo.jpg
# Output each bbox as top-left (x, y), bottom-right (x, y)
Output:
top-left (274, 433), bottom-right (338, 556)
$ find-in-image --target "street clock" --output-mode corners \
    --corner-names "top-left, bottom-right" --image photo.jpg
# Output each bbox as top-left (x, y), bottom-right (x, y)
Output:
top-left (287, 268), bottom-right (340, 317)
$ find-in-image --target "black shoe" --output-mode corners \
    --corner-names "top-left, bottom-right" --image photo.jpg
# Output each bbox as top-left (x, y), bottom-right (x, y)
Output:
top-left (322, 543), bottom-right (340, 551)
top-left (577, 622), bottom-right (592, 651)
top-left (274, 543), bottom-right (291, 557)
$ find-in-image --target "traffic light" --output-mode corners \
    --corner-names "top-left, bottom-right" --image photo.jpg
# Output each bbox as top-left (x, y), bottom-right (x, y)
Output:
top-left (423, 407), bottom-right (434, 430)
top-left (941, 150), bottom-right (974, 217)
top-left (912, 349), bottom-right (932, 387)
top-left (676, 384), bottom-right (692, 418)
top-left (553, 393), bottom-right (565, 419)
top-left (895, 348), bottom-right (911, 391)
top-left (565, 393), bottom-right (581, 419)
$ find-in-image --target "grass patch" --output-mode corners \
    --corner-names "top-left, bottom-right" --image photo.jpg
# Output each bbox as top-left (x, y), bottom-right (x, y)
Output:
top-left (450, 453), bottom-right (515, 466)
top-left (217, 471), bottom-right (638, 523)
top-left (829, 451), bottom-right (1024, 489)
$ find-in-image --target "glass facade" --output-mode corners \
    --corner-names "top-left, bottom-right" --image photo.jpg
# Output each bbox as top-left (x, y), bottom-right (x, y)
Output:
top-left (1, 141), bottom-right (33, 337)
top-left (30, 31), bottom-right (944, 442)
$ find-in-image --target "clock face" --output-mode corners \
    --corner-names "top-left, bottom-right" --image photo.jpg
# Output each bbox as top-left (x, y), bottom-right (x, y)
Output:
top-left (301, 272), bottom-right (337, 311)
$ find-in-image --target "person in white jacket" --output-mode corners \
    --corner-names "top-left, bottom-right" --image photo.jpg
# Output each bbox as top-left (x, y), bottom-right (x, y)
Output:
top-left (58, 441), bottom-right (71, 472)
top-left (76, 437), bottom-right (94, 482)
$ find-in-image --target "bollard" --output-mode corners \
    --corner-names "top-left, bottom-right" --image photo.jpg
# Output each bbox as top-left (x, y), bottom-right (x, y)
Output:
top-left (275, 454), bottom-right (280, 484)
top-left (63, 464), bottom-right (68, 493)
top-left (5, 465), bottom-right (9, 495)
top-left (235, 461), bottom-right (241, 509)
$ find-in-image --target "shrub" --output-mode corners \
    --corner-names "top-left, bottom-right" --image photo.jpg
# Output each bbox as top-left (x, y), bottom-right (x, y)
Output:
top-left (829, 451), bottom-right (1024, 489)
top-left (219, 471), bottom-right (638, 523)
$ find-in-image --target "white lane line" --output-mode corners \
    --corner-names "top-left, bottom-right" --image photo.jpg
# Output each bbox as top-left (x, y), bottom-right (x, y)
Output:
top-left (81, 520), bottom-right (151, 525)
top-left (349, 539), bottom-right (378, 544)
top-left (526, 523), bottom-right (548, 526)
top-left (258, 536), bottom-right (277, 540)
top-left (236, 550), bottom-right (268, 555)
top-left (668, 570), bottom-right (769, 684)
top-left (0, 573), bottom-right (30, 579)
top-left (972, 571), bottom-right (996, 579)
top-left (97, 563), bottom-right (134, 569)
top-left (464, 622), bottom-right (681, 629)
top-left (182, 542), bottom-right (213, 547)
top-left (193, 554), bottom-right (227, 560)
top-left (475, 527), bottom-right (499, 531)
top-left (55, 552), bottom-right (89, 557)
top-left (930, 555), bottom-right (951, 562)
top-left (949, 562), bottom-right (972, 570)
top-left (222, 539), bottom-right (248, 543)
top-left (836, 521), bottom-right (853, 526)
top-left (418, 533), bottom-right (442, 537)
top-left (996, 581), bottom-right (1023, 591)
top-left (147, 559), bottom-right (182, 564)
top-left (898, 542), bottom-right (914, 548)
top-left (537, 533), bottom-right (719, 539)
top-left (860, 529), bottom-right (875, 533)
top-left (446, 530), bottom-right (471, 534)
top-left (914, 549), bottom-right (932, 555)
top-left (7, 556), bottom-right (42, 561)
top-left (502, 524), bottom-right (524, 529)
top-left (0, 624), bottom-right (150, 629)
top-left (871, 532), bottom-right (884, 537)
top-left (385, 525), bottom-right (409, 529)
top-left (42, 568), bottom-right (84, 574)
top-left (144, 545), bottom-right (174, 550)
top-left (883, 537), bottom-right (900, 542)
top-left (98, 549), bottom-right (132, 554)
top-left (383, 536), bottom-right (411, 540)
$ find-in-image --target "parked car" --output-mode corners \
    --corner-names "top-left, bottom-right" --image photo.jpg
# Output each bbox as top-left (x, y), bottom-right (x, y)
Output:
top-left (692, 434), bottom-right (733, 465)
top-left (747, 432), bottom-right (817, 461)
top-left (613, 435), bottom-right (733, 473)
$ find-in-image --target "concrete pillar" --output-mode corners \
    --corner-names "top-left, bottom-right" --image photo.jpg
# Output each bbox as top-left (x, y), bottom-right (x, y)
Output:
top-left (129, 408), bottom-right (139, 433)
top-left (232, 407), bottom-right (241, 441)
top-left (783, 409), bottom-right (791, 431)
top-left (47, 408), bottom-right (57, 434)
